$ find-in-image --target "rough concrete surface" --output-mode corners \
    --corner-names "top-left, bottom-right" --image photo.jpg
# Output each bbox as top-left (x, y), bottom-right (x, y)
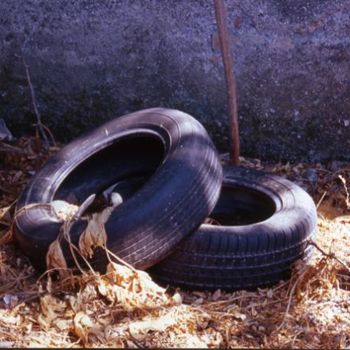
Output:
top-left (0, 0), bottom-right (349, 162)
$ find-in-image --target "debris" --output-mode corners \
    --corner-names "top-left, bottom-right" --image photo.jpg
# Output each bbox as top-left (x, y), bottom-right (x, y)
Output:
top-left (128, 312), bottom-right (178, 339)
top-left (78, 208), bottom-right (111, 259)
top-left (51, 200), bottom-right (79, 221)
top-left (338, 175), bottom-right (350, 209)
top-left (0, 135), bottom-right (350, 348)
top-left (46, 239), bottom-right (68, 278)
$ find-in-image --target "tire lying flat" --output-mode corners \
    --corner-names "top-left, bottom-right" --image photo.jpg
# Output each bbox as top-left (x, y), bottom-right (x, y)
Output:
top-left (148, 165), bottom-right (317, 291)
top-left (13, 108), bottom-right (223, 271)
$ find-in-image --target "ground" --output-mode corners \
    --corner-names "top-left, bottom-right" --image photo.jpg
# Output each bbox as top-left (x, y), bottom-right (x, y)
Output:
top-left (0, 135), bottom-right (349, 348)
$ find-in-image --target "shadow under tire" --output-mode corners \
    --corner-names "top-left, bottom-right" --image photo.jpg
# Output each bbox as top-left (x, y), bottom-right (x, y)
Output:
top-left (148, 165), bottom-right (317, 291)
top-left (13, 108), bottom-right (223, 271)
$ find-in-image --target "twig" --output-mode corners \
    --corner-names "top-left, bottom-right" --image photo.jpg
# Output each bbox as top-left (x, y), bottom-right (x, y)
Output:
top-left (213, 0), bottom-right (240, 165)
top-left (0, 230), bottom-right (13, 246)
top-left (277, 264), bottom-right (310, 331)
top-left (272, 279), bottom-right (293, 292)
top-left (316, 191), bottom-right (327, 209)
top-left (339, 175), bottom-right (350, 209)
top-left (0, 142), bottom-right (26, 154)
top-left (308, 240), bottom-right (350, 274)
top-left (128, 335), bottom-right (145, 348)
top-left (40, 122), bottom-right (57, 148)
top-left (22, 58), bottom-right (51, 148)
top-left (276, 237), bottom-right (349, 331)
top-left (105, 246), bottom-right (137, 272)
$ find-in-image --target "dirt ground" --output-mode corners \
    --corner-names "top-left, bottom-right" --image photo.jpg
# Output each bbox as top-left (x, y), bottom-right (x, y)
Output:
top-left (0, 136), bottom-right (350, 348)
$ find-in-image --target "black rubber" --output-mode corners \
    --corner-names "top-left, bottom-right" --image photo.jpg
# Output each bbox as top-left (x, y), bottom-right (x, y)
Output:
top-left (148, 165), bottom-right (317, 291)
top-left (13, 108), bottom-right (223, 271)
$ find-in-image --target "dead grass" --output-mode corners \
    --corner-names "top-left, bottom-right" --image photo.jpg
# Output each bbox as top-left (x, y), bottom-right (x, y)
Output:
top-left (0, 137), bottom-right (349, 348)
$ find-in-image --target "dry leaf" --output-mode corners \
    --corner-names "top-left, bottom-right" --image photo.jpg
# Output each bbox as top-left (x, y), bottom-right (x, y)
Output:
top-left (78, 196), bottom-right (123, 259)
top-left (0, 205), bottom-right (12, 226)
top-left (339, 175), bottom-right (350, 208)
top-left (129, 313), bottom-right (177, 340)
top-left (212, 289), bottom-right (222, 301)
top-left (46, 239), bottom-right (68, 277)
top-left (73, 311), bottom-right (94, 345)
top-left (56, 318), bottom-right (72, 331)
top-left (233, 312), bottom-right (247, 321)
top-left (0, 229), bottom-right (13, 245)
top-left (97, 279), bottom-right (109, 299)
top-left (0, 313), bottom-right (20, 325)
top-left (193, 297), bottom-right (204, 305)
top-left (104, 262), bottom-right (182, 311)
top-left (126, 340), bottom-right (138, 348)
top-left (40, 294), bottom-right (66, 319)
top-left (0, 342), bottom-right (14, 348)
top-left (38, 294), bottom-right (67, 330)
top-left (175, 334), bottom-right (208, 348)
top-left (78, 211), bottom-right (109, 258)
top-left (75, 284), bottom-right (98, 313)
top-left (51, 200), bottom-right (79, 221)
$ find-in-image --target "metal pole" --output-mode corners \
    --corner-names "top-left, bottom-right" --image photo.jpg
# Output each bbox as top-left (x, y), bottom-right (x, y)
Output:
top-left (214, 0), bottom-right (240, 165)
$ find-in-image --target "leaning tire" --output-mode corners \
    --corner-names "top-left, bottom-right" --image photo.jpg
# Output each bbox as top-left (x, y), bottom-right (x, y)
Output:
top-left (148, 165), bottom-right (317, 290)
top-left (13, 108), bottom-right (223, 271)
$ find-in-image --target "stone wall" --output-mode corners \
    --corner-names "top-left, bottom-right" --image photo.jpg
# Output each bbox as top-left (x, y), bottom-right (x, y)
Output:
top-left (1, 0), bottom-right (350, 162)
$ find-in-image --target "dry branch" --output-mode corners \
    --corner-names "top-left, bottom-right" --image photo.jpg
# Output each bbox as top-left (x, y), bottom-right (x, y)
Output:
top-left (308, 239), bottom-right (350, 274)
top-left (23, 58), bottom-right (56, 148)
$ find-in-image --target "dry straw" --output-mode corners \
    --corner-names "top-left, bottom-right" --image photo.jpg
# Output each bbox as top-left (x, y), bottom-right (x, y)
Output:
top-left (0, 136), bottom-right (349, 348)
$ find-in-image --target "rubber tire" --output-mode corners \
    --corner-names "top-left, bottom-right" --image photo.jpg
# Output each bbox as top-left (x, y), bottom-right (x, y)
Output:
top-left (148, 165), bottom-right (317, 291)
top-left (13, 108), bottom-right (223, 271)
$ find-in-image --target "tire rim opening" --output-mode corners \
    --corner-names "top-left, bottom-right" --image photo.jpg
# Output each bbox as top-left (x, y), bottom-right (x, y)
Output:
top-left (54, 134), bottom-right (165, 207)
top-left (207, 185), bottom-right (276, 226)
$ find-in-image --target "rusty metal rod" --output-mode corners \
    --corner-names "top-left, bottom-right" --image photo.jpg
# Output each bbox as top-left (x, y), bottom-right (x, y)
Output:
top-left (214, 0), bottom-right (240, 165)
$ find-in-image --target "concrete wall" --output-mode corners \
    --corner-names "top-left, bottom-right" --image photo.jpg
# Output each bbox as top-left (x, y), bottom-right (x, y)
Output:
top-left (1, 0), bottom-right (350, 162)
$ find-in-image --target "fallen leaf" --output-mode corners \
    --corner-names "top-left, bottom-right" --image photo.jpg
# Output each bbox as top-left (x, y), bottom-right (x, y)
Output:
top-left (212, 289), bottom-right (222, 301)
top-left (39, 294), bottom-right (67, 330)
top-left (0, 205), bottom-right (12, 226)
top-left (96, 262), bottom-right (183, 312)
top-left (51, 200), bottom-right (78, 221)
top-left (0, 313), bottom-right (20, 325)
top-left (46, 239), bottom-right (68, 277)
top-left (267, 289), bottom-right (273, 299)
top-left (73, 311), bottom-right (93, 345)
top-left (56, 318), bottom-right (72, 331)
top-left (129, 313), bottom-right (177, 340)
top-left (78, 211), bottom-right (109, 258)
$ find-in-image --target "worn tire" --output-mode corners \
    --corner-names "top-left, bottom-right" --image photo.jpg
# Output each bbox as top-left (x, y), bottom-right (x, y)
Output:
top-left (148, 165), bottom-right (317, 290)
top-left (13, 108), bottom-right (223, 271)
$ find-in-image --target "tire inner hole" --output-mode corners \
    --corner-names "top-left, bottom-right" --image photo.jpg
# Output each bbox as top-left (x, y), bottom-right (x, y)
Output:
top-left (53, 134), bottom-right (164, 212)
top-left (207, 185), bottom-right (276, 226)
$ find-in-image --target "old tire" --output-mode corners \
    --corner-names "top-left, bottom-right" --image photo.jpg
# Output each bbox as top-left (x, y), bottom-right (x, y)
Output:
top-left (13, 108), bottom-right (223, 271)
top-left (148, 165), bottom-right (317, 290)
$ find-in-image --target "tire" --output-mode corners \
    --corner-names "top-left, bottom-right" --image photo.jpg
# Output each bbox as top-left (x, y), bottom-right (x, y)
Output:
top-left (148, 165), bottom-right (317, 291)
top-left (13, 108), bottom-right (223, 271)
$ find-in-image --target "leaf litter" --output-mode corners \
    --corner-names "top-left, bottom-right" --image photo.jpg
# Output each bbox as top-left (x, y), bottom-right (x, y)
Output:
top-left (0, 138), bottom-right (350, 348)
